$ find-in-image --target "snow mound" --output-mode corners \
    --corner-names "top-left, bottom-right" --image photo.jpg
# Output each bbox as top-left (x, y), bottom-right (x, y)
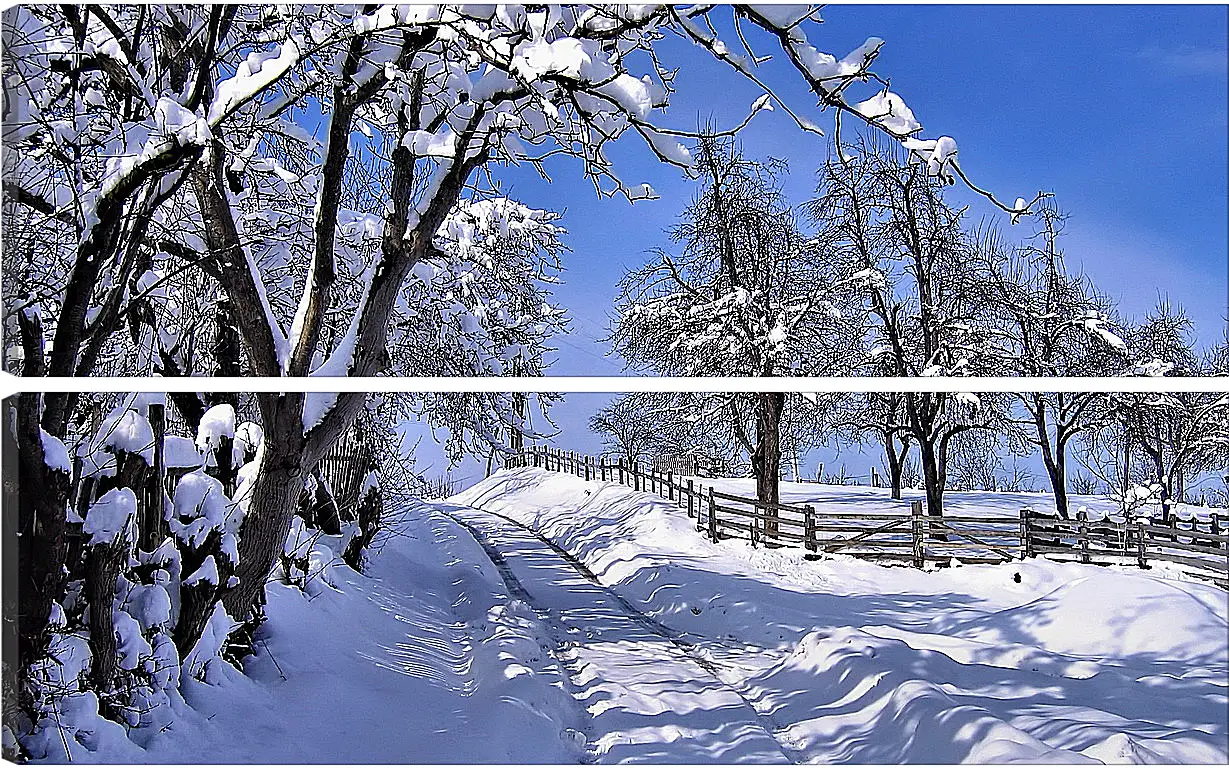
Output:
top-left (760, 627), bottom-right (1092, 763)
top-left (927, 570), bottom-right (1229, 664)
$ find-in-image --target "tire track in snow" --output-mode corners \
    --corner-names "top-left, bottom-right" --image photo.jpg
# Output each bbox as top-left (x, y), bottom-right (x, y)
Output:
top-left (437, 507), bottom-right (601, 764)
top-left (439, 501), bottom-right (804, 764)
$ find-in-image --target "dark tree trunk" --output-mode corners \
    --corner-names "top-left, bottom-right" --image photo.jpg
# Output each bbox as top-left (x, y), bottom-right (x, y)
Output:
top-left (1044, 454), bottom-right (1069, 520)
top-left (918, 438), bottom-right (945, 520)
top-left (10, 393), bottom-right (73, 712)
top-left (1035, 407), bottom-right (1070, 520)
top-left (752, 392), bottom-right (785, 538)
top-left (85, 532), bottom-right (128, 707)
top-left (301, 472), bottom-right (342, 536)
top-left (173, 528), bottom-right (234, 656)
top-left (223, 403), bottom-right (308, 619)
top-left (343, 485), bottom-right (382, 572)
top-left (142, 402), bottom-right (168, 551)
top-left (212, 293), bottom-right (242, 379)
top-left (884, 434), bottom-right (907, 501)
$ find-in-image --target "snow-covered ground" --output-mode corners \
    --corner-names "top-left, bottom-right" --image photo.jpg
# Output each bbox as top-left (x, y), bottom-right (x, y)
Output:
top-left (51, 468), bottom-right (1228, 763)
top-left (55, 501), bottom-right (586, 764)
top-left (451, 469), bottom-right (1229, 763)
top-left (695, 476), bottom-right (1224, 523)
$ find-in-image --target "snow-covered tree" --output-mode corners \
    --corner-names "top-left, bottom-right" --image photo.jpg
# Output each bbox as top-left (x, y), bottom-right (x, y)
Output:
top-left (4, 4), bottom-right (1039, 689)
top-left (612, 138), bottom-right (866, 520)
top-left (808, 142), bottom-right (1006, 517)
top-left (590, 393), bottom-right (667, 466)
top-left (979, 204), bottom-right (1127, 517)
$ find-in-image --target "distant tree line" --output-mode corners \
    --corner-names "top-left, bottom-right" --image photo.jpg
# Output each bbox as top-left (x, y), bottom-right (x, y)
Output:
top-left (602, 136), bottom-right (1229, 523)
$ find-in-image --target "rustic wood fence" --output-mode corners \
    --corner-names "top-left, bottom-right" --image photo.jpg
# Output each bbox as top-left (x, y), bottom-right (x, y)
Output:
top-left (506, 445), bottom-right (1229, 588)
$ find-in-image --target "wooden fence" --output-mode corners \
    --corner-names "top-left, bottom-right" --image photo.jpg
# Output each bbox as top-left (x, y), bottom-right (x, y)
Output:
top-left (506, 445), bottom-right (1229, 588)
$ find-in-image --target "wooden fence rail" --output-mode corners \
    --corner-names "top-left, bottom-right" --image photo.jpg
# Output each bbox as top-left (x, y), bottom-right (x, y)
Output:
top-left (506, 445), bottom-right (1229, 588)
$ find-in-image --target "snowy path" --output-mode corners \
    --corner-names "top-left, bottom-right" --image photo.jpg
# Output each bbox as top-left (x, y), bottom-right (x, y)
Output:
top-left (440, 501), bottom-right (799, 764)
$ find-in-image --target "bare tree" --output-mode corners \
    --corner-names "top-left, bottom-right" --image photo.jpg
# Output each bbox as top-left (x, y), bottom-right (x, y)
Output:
top-left (829, 390), bottom-right (913, 499)
top-left (809, 141), bottom-right (1003, 518)
top-left (613, 137), bottom-right (866, 525)
top-left (590, 393), bottom-right (665, 466)
top-left (980, 204), bottom-right (1126, 517)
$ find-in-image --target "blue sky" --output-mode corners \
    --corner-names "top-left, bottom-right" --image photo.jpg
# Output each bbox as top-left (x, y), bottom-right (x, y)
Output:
top-left (407, 5), bottom-right (1228, 483)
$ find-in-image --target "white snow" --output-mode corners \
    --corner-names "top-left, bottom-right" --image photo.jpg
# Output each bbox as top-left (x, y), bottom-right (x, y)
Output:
top-left (83, 488), bottom-right (137, 546)
top-left (39, 429), bottom-right (71, 473)
top-left (34, 469), bottom-right (1228, 764)
top-left (851, 90), bottom-right (921, 135)
top-left (113, 608), bottom-right (153, 671)
top-left (81, 504), bottom-right (589, 763)
top-left (96, 408), bottom-right (154, 461)
top-left (207, 39), bottom-right (301, 124)
top-left (449, 469), bottom-right (1229, 764)
top-left (195, 404), bottom-right (236, 456)
top-left (183, 556), bottom-right (219, 588)
top-left (163, 436), bottom-right (203, 469)
top-left (127, 583), bottom-right (172, 631)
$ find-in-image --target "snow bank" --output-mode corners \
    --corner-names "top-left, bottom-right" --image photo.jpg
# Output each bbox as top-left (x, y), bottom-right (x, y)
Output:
top-left (925, 569), bottom-right (1229, 665)
top-left (70, 502), bottom-right (586, 763)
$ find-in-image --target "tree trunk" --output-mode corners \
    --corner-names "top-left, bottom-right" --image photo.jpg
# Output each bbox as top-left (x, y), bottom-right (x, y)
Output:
top-left (85, 533), bottom-right (128, 707)
top-left (884, 434), bottom-right (906, 501)
top-left (222, 418), bottom-right (307, 620)
top-left (752, 392), bottom-right (785, 538)
top-left (1043, 453), bottom-right (1069, 520)
top-left (918, 438), bottom-right (945, 520)
top-left (213, 292), bottom-right (242, 379)
top-left (343, 485), bottom-right (382, 572)
top-left (173, 528), bottom-right (233, 656)
top-left (9, 393), bottom-right (73, 714)
top-left (1035, 410), bottom-right (1070, 520)
top-left (1151, 440), bottom-right (1170, 520)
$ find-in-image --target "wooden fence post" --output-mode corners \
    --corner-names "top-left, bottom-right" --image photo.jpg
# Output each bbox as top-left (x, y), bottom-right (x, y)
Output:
top-left (817, 462), bottom-right (824, 483)
top-left (584, 455), bottom-right (591, 481)
top-left (618, 458), bottom-right (625, 485)
top-left (708, 487), bottom-right (718, 542)
top-left (695, 484), bottom-right (705, 532)
top-left (870, 466), bottom-right (879, 488)
top-left (1020, 509), bottom-right (1033, 559)
top-left (911, 500), bottom-right (925, 568)
top-left (1076, 509), bottom-right (1091, 564)
top-left (687, 479), bottom-right (695, 518)
top-left (667, 471), bottom-right (674, 500)
top-left (1136, 519), bottom-right (1149, 569)
top-left (804, 505), bottom-right (817, 553)
top-left (634, 463), bottom-right (641, 492)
